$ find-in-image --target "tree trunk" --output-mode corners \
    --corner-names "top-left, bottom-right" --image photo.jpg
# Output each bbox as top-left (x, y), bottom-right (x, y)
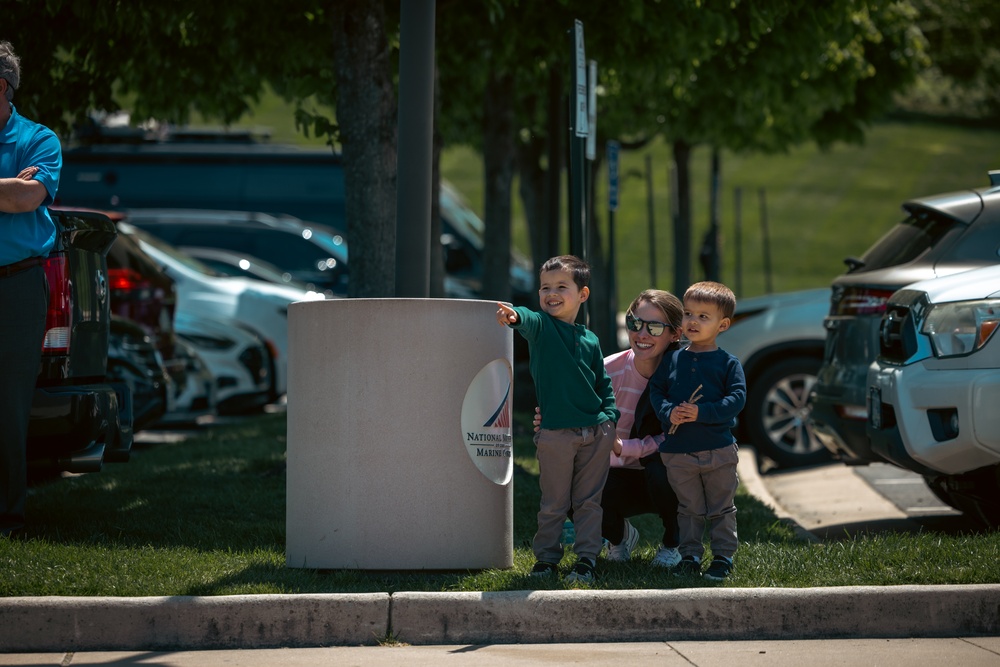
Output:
top-left (672, 139), bottom-right (693, 295)
top-left (332, 1), bottom-right (397, 298)
top-left (481, 70), bottom-right (515, 302)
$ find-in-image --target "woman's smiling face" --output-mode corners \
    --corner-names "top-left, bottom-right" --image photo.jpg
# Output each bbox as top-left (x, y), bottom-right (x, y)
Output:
top-left (628, 300), bottom-right (679, 363)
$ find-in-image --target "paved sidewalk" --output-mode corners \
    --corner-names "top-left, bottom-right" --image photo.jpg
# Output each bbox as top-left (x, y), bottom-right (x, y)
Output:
top-left (7, 638), bottom-right (1000, 666)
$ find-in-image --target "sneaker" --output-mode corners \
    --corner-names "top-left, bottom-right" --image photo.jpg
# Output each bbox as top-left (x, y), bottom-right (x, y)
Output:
top-left (702, 556), bottom-right (733, 582)
top-left (604, 520), bottom-right (640, 562)
top-left (673, 555), bottom-right (701, 577)
top-left (564, 557), bottom-right (596, 584)
top-left (651, 545), bottom-right (682, 569)
top-left (530, 561), bottom-right (558, 577)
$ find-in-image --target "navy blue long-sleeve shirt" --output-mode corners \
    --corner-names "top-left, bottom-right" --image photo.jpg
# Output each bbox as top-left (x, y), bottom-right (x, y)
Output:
top-left (649, 346), bottom-right (746, 454)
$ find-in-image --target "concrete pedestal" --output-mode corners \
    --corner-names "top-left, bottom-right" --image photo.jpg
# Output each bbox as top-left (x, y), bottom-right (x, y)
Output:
top-left (286, 298), bottom-right (514, 570)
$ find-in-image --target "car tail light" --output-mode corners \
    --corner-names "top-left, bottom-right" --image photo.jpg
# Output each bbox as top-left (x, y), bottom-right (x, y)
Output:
top-left (833, 288), bottom-right (895, 316)
top-left (107, 267), bottom-right (152, 295)
top-left (41, 254), bottom-right (72, 355)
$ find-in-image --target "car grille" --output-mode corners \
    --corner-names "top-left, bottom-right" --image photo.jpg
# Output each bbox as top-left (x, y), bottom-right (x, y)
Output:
top-left (877, 289), bottom-right (932, 365)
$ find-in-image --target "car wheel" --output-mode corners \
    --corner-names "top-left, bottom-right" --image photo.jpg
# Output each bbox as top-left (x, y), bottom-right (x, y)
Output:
top-left (745, 357), bottom-right (829, 469)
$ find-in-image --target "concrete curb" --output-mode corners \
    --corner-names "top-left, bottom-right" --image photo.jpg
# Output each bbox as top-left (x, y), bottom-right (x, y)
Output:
top-left (2, 586), bottom-right (999, 651)
top-left (0, 594), bottom-right (390, 652)
top-left (392, 586), bottom-right (1000, 644)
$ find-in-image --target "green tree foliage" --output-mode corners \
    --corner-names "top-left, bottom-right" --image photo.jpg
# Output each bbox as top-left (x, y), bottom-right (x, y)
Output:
top-left (911, 0), bottom-right (1000, 118)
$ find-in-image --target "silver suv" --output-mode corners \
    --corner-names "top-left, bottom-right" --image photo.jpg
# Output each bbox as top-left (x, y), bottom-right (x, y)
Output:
top-left (867, 264), bottom-right (1000, 526)
top-left (810, 171), bottom-right (1000, 465)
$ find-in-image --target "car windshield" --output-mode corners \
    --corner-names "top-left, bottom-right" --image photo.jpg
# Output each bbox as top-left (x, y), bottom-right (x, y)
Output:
top-left (118, 222), bottom-right (224, 277)
top-left (856, 210), bottom-right (958, 272)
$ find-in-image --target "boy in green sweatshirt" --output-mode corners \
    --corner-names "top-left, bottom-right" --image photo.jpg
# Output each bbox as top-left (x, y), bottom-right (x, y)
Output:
top-left (496, 255), bottom-right (619, 584)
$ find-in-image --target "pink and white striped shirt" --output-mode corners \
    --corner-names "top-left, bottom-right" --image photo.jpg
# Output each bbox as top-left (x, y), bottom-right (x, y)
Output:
top-left (604, 349), bottom-right (665, 470)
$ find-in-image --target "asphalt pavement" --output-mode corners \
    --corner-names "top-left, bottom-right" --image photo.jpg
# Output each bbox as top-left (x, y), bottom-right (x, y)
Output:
top-left (3, 447), bottom-right (1000, 664)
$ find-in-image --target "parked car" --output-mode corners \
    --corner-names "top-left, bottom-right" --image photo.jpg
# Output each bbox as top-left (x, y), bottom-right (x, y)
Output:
top-left (28, 209), bottom-right (132, 475)
top-left (718, 288), bottom-right (830, 469)
top-left (810, 170), bottom-right (1000, 465)
top-left (172, 310), bottom-right (273, 415)
top-left (54, 206), bottom-right (193, 424)
top-left (122, 207), bottom-right (494, 301)
top-left (114, 221), bottom-right (324, 398)
top-left (124, 209), bottom-right (349, 297)
top-left (159, 336), bottom-right (218, 425)
top-left (103, 219), bottom-right (178, 362)
top-left (867, 264), bottom-right (1000, 526)
top-left (108, 316), bottom-right (172, 432)
top-left (179, 246), bottom-right (310, 290)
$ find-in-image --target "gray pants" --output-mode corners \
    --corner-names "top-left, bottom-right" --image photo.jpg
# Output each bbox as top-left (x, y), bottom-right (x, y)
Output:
top-left (661, 443), bottom-right (739, 561)
top-left (532, 421), bottom-right (615, 563)
top-left (0, 265), bottom-right (48, 536)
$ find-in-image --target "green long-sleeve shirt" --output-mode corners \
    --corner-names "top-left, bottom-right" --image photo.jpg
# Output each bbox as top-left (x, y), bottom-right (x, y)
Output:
top-left (510, 306), bottom-right (619, 429)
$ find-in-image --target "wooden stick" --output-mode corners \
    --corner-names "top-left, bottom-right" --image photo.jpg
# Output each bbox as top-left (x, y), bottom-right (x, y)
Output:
top-left (668, 384), bottom-right (703, 435)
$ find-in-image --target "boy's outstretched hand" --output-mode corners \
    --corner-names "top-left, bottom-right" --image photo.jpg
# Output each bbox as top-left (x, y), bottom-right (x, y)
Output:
top-left (496, 302), bottom-right (518, 327)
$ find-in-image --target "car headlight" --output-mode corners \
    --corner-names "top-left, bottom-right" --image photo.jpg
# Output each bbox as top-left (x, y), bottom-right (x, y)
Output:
top-left (921, 298), bottom-right (1000, 358)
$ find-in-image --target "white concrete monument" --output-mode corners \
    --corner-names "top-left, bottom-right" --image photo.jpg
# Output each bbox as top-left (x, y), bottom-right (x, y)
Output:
top-left (286, 298), bottom-right (514, 570)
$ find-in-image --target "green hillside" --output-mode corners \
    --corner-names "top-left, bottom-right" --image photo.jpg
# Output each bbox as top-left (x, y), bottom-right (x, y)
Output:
top-left (444, 122), bottom-right (1000, 303)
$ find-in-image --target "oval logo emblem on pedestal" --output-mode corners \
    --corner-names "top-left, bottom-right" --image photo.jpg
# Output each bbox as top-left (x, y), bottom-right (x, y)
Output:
top-left (461, 359), bottom-right (514, 485)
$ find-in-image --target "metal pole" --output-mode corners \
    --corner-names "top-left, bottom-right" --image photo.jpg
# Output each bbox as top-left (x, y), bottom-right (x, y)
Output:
top-left (759, 186), bottom-right (773, 293)
top-left (734, 186), bottom-right (743, 297)
top-left (645, 154), bottom-right (657, 287)
top-left (395, 0), bottom-right (436, 297)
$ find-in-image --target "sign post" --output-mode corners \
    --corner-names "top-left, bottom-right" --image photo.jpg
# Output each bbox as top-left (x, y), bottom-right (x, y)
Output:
top-left (568, 19), bottom-right (587, 265)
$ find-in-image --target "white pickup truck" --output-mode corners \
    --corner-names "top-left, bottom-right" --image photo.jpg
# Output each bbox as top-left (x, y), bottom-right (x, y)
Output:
top-left (867, 264), bottom-right (1000, 526)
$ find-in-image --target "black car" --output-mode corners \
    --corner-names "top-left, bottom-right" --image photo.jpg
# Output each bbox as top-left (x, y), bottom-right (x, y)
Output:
top-left (28, 210), bottom-right (132, 475)
top-left (810, 171), bottom-right (1000, 465)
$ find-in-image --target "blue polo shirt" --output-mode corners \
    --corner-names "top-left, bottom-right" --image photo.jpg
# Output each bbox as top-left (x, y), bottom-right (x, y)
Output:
top-left (0, 104), bottom-right (60, 266)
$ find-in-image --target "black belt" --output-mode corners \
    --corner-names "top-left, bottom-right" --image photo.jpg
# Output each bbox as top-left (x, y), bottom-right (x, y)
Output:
top-left (0, 255), bottom-right (47, 278)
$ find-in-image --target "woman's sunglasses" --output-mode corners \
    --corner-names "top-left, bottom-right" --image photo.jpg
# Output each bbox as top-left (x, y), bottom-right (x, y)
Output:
top-left (625, 312), bottom-right (670, 337)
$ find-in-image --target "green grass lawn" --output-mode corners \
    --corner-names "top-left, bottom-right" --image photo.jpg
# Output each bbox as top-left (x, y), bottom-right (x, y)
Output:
top-left (2, 412), bottom-right (998, 596)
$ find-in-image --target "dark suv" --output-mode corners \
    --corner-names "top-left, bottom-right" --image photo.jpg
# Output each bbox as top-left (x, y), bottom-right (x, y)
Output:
top-left (28, 209), bottom-right (133, 475)
top-left (810, 171), bottom-right (1000, 465)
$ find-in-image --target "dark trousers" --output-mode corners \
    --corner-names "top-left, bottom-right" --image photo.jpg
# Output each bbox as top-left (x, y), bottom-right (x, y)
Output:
top-left (601, 455), bottom-right (680, 548)
top-left (0, 265), bottom-right (47, 536)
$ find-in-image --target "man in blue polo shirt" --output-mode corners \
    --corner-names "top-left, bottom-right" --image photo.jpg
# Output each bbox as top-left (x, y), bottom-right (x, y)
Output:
top-left (0, 40), bottom-right (61, 538)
